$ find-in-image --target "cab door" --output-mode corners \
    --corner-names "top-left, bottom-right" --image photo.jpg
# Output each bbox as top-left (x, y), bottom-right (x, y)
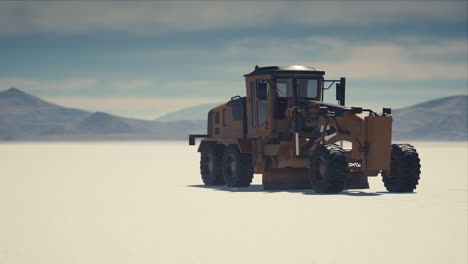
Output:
top-left (247, 77), bottom-right (271, 138)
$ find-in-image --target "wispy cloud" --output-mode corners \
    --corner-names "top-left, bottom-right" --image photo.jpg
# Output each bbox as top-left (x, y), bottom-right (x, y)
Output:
top-left (0, 77), bottom-right (231, 118)
top-left (110, 80), bottom-right (158, 91)
top-left (43, 96), bottom-right (224, 119)
top-left (216, 37), bottom-right (468, 81)
top-left (0, 78), bottom-right (97, 91)
top-left (0, 2), bottom-right (465, 35)
top-left (0, 77), bottom-right (242, 97)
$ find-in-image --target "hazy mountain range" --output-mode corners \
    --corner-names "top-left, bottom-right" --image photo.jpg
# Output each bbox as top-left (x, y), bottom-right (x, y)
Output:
top-left (155, 103), bottom-right (220, 121)
top-left (392, 95), bottom-right (467, 141)
top-left (0, 88), bottom-right (205, 141)
top-left (0, 88), bottom-right (466, 141)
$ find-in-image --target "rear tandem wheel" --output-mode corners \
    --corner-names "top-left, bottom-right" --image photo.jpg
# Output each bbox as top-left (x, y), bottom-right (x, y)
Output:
top-left (200, 144), bottom-right (225, 185)
top-left (222, 144), bottom-right (254, 187)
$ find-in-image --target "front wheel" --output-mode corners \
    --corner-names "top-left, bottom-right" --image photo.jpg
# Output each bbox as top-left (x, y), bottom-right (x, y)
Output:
top-left (381, 144), bottom-right (421, 192)
top-left (308, 144), bottom-right (347, 193)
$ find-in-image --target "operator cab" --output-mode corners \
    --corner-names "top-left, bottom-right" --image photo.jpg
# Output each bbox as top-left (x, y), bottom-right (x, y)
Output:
top-left (244, 65), bottom-right (345, 103)
top-left (244, 65), bottom-right (325, 101)
top-left (244, 65), bottom-right (345, 123)
top-left (243, 65), bottom-right (346, 139)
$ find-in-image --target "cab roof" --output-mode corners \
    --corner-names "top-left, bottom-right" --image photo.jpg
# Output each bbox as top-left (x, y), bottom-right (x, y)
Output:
top-left (244, 65), bottom-right (325, 77)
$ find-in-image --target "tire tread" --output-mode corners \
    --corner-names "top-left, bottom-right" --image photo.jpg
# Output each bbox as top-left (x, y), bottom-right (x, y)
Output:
top-left (382, 144), bottom-right (421, 192)
top-left (200, 144), bottom-right (225, 185)
top-left (308, 144), bottom-right (347, 193)
top-left (222, 144), bottom-right (254, 187)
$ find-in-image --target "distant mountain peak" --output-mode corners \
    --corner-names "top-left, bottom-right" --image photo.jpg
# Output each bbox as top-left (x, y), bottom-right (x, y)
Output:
top-left (1, 87), bottom-right (29, 96)
top-left (89, 111), bottom-right (113, 119)
top-left (76, 112), bottom-right (135, 134)
top-left (0, 87), bottom-right (63, 109)
top-left (81, 112), bottom-right (125, 125)
top-left (405, 95), bottom-right (468, 110)
top-left (392, 94), bottom-right (467, 141)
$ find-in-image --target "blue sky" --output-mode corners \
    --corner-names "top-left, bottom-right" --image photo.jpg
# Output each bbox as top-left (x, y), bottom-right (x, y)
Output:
top-left (0, 1), bottom-right (467, 119)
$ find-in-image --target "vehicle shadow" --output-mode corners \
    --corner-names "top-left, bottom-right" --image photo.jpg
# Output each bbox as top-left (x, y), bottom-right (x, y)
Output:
top-left (188, 184), bottom-right (383, 196)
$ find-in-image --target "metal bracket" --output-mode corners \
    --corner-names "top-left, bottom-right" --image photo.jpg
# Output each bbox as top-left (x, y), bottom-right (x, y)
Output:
top-left (189, 134), bottom-right (208, 145)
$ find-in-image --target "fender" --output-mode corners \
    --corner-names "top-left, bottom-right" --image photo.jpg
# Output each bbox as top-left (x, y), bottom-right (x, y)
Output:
top-left (326, 134), bottom-right (363, 160)
top-left (198, 138), bottom-right (252, 153)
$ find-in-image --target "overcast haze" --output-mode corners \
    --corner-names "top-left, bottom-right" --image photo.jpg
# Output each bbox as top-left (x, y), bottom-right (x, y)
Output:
top-left (0, 1), bottom-right (467, 119)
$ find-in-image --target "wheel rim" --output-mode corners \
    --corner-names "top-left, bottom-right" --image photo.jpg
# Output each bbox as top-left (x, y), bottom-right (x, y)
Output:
top-left (204, 155), bottom-right (214, 175)
top-left (227, 155), bottom-right (236, 176)
top-left (314, 158), bottom-right (327, 181)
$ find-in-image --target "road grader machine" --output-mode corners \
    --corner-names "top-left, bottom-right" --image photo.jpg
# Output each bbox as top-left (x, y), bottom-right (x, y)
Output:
top-left (189, 65), bottom-right (421, 193)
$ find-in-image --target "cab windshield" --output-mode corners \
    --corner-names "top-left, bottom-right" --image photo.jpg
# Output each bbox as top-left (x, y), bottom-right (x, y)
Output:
top-left (275, 78), bottom-right (319, 99)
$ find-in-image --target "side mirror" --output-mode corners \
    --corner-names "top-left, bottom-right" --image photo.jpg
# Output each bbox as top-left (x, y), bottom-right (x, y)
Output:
top-left (335, 77), bottom-right (346, 106)
top-left (257, 82), bottom-right (268, 100)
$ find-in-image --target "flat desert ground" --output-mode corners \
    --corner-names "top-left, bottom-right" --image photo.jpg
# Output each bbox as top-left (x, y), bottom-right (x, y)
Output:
top-left (1, 141), bottom-right (467, 264)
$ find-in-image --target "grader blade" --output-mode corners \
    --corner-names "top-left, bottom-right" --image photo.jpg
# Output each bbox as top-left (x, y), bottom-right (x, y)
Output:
top-left (262, 168), bottom-right (312, 190)
top-left (346, 173), bottom-right (370, 189)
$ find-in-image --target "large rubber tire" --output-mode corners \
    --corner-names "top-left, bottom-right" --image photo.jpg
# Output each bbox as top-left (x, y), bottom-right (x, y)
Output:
top-left (308, 144), bottom-right (347, 193)
top-left (200, 144), bottom-right (225, 186)
top-left (222, 144), bottom-right (254, 187)
top-left (381, 144), bottom-right (421, 192)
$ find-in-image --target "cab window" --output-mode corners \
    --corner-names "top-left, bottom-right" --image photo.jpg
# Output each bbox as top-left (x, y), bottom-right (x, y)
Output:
top-left (256, 79), bottom-right (269, 126)
top-left (276, 78), bottom-right (319, 99)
